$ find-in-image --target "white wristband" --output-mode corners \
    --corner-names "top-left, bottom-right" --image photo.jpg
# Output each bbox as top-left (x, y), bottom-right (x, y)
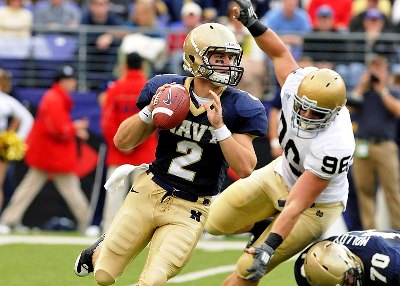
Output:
top-left (214, 125), bottom-right (232, 142)
top-left (139, 106), bottom-right (153, 124)
top-left (270, 138), bottom-right (280, 149)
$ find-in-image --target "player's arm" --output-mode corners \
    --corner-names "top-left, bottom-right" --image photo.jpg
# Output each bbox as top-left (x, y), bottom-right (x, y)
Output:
top-left (243, 170), bottom-right (329, 281)
top-left (270, 170), bottom-right (329, 239)
top-left (252, 29), bottom-right (298, 87)
top-left (114, 83), bottom-right (174, 151)
top-left (206, 91), bottom-right (257, 178)
top-left (113, 111), bottom-right (156, 152)
top-left (220, 133), bottom-right (256, 178)
top-left (233, 0), bottom-right (298, 86)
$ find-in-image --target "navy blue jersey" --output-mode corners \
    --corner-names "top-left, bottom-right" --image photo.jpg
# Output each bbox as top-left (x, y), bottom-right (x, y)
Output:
top-left (295, 230), bottom-right (400, 286)
top-left (137, 74), bottom-right (267, 196)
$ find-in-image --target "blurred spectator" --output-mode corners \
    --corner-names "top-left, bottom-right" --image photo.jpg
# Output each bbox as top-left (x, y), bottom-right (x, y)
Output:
top-left (167, 1), bottom-right (203, 75)
top-left (33, 0), bottom-right (81, 28)
top-left (226, 1), bottom-right (266, 99)
top-left (307, 0), bottom-right (352, 30)
top-left (350, 0), bottom-right (392, 32)
top-left (262, 0), bottom-right (311, 34)
top-left (349, 54), bottom-right (400, 230)
top-left (391, 72), bottom-right (400, 90)
top-left (162, 0), bottom-right (184, 24)
top-left (393, 0), bottom-right (400, 27)
top-left (94, 52), bottom-right (157, 232)
top-left (107, 0), bottom-right (129, 21)
top-left (126, 0), bottom-right (164, 35)
top-left (352, 0), bottom-right (392, 17)
top-left (0, 0), bottom-right (32, 37)
top-left (169, 1), bottom-right (203, 29)
top-left (347, 8), bottom-right (397, 63)
top-left (0, 69), bottom-right (33, 211)
top-left (197, 0), bottom-right (270, 23)
top-left (261, 0), bottom-right (311, 60)
top-left (153, 0), bottom-right (169, 27)
top-left (392, 72), bottom-right (400, 147)
top-left (302, 5), bottom-right (348, 66)
top-left (0, 65), bottom-right (90, 234)
top-left (80, 0), bottom-right (124, 90)
top-left (120, 0), bottom-right (167, 77)
top-left (393, 0), bottom-right (400, 32)
top-left (0, 0), bottom-right (32, 58)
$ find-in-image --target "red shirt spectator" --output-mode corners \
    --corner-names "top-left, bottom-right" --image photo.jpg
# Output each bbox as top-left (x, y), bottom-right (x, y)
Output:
top-left (307, 0), bottom-right (352, 30)
top-left (26, 77), bottom-right (87, 172)
top-left (100, 52), bottom-right (156, 166)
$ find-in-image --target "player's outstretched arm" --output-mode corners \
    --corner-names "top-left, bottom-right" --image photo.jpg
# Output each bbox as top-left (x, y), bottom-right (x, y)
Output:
top-left (233, 0), bottom-right (298, 86)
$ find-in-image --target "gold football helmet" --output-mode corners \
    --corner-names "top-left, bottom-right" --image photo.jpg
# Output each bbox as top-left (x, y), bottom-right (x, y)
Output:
top-left (182, 22), bottom-right (244, 86)
top-left (292, 68), bottom-right (346, 138)
top-left (304, 241), bottom-right (363, 286)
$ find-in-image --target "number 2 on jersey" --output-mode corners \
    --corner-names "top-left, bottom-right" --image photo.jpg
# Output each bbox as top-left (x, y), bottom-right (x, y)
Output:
top-left (168, 140), bottom-right (203, 181)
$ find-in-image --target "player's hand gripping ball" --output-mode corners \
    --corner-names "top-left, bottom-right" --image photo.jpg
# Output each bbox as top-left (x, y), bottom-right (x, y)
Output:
top-left (152, 84), bottom-right (190, 130)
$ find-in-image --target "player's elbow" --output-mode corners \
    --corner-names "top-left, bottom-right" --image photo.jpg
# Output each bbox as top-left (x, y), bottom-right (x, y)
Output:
top-left (237, 170), bottom-right (252, 178)
top-left (235, 164), bottom-right (255, 178)
top-left (113, 133), bottom-right (132, 150)
top-left (238, 158), bottom-right (257, 178)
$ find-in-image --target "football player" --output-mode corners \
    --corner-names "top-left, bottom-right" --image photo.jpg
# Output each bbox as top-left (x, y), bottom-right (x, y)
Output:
top-left (204, 1), bottom-right (355, 285)
top-left (73, 22), bottom-right (267, 286)
top-left (295, 229), bottom-right (400, 286)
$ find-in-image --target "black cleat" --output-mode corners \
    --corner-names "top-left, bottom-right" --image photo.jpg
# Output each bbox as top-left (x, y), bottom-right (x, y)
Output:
top-left (74, 234), bottom-right (105, 277)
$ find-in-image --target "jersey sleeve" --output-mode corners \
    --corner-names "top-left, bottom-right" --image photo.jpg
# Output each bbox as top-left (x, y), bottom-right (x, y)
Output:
top-left (136, 78), bottom-right (157, 110)
top-left (136, 74), bottom-right (186, 109)
top-left (304, 142), bottom-right (353, 180)
top-left (232, 92), bottom-right (268, 137)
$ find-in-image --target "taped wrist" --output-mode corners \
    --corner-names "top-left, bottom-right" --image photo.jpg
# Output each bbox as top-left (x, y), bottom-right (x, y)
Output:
top-left (248, 21), bottom-right (268, 37)
top-left (265, 232), bottom-right (283, 250)
top-left (214, 125), bottom-right (232, 142)
top-left (139, 106), bottom-right (153, 124)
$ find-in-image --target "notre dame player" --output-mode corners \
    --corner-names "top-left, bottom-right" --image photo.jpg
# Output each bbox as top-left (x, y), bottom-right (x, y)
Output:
top-left (204, 0), bottom-right (355, 285)
top-left (74, 22), bottom-right (267, 286)
top-left (295, 229), bottom-right (400, 286)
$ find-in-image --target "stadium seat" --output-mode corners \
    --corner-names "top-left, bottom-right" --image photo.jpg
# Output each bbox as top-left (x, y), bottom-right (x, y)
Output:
top-left (0, 36), bottom-right (31, 59)
top-left (32, 34), bottom-right (78, 61)
top-left (0, 58), bottom-right (27, 86)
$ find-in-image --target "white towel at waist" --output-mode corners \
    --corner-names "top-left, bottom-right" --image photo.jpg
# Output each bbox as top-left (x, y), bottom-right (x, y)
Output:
top-left (104, 163), bottom-right (149, 194)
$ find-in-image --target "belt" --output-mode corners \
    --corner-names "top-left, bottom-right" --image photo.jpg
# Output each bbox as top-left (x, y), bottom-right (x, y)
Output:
top-left (152, 175), bottom-right (210, 205)
top-left (358, 137), bottom-right (392, 144)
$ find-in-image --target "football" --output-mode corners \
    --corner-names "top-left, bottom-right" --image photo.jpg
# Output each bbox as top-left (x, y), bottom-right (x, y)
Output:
top-left (152, 84), bottom-right (190, 130)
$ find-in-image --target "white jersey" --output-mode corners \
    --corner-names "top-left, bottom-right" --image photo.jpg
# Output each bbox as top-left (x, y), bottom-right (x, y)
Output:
top-left (274, 67), bottom-right (355, 205)
top-left (0, 91), bottom-right (33, 139)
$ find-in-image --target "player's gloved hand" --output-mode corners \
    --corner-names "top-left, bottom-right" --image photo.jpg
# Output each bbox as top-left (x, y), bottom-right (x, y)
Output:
top-left (246, 242), bottom-right (275, 281)
top-left (233, 0), bottom-right (258, 27)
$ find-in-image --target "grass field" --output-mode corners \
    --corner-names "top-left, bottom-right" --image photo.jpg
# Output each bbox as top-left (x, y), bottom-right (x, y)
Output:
top-left (0, 232), bottom-right (297, 286)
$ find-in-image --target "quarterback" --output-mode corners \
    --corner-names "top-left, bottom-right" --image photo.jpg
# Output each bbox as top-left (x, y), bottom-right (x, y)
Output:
top-left (74, 22), bottom-right (267, 286)
top-left (295, 229), bottom-right (400, 286)
top-left (204, 0), bottom-right (355, 285)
